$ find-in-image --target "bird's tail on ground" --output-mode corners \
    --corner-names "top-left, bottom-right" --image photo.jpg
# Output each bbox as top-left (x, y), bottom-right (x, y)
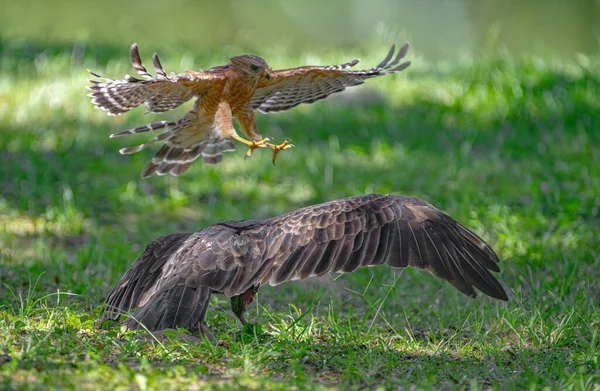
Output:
top-left (123, 285), bottom-right (212, 332)
top-left (110, 119), bottom-right (236, 177)
top-left (100, 232), bottom-right (213, 334)
top-left (100, 233), bottom-right (192, 326)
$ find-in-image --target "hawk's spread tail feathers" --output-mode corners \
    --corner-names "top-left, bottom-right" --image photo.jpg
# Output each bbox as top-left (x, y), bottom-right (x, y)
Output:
top-left (140, 137), bottom-right (236, 177)
top-left (112, 119), bottom-right (236, 177)
top-left (87, 44), bottom-right (194, 115)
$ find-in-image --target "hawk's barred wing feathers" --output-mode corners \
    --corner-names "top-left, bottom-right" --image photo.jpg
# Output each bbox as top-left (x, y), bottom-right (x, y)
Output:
top-left (251, 43), bottom-right (411, 113)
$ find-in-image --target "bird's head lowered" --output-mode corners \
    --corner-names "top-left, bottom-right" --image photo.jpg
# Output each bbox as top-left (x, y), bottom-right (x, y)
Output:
top-left (229, 55), bottom-right (271, 80)
top-left (230, 285), bottom-right (259, 324)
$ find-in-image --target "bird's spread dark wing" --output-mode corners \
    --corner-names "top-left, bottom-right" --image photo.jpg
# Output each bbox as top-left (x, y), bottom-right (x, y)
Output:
top-left (250, 43), bottom-right (411, 113)
top-left (157, 194), bottom-right (508, 301)
top-left (87, 43), bottom-right (225, 115)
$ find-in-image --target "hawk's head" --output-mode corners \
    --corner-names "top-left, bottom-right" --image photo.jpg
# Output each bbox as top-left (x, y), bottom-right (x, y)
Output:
top-left (229, 55), bottom-right (271, 80)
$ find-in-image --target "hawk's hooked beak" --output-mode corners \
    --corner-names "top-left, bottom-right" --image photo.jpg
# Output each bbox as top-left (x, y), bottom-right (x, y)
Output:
top-left (264, 71), bottom-right (271, 80)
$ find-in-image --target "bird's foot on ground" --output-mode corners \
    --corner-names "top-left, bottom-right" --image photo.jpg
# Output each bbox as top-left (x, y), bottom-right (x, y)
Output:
top-left (266, 138), bottom-right (294, 164)
top-left (199, 322), bottom-right (216, 342)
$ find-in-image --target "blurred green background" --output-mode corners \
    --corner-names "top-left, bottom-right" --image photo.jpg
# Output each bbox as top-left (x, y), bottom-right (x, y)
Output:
top-left (0, 1), bottom-right (599, 389)
top-left (1, 0), bottom-right (599, 58)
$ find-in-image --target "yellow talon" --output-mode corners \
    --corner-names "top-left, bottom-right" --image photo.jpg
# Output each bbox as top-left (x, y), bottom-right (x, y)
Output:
top-left (268, 138), bottom-right (294, 165)
top-left (230, 135), bottom-right (271, 159)
top-left (245, 137), bottom-right (271, 159)
top-left (229, 135), bottom-right (293, 163)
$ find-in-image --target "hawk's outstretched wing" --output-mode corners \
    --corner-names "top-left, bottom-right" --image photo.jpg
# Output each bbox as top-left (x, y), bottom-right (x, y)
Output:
top-left (88, 44), bottom-right (236, 177)
top-left (250, 43), bottom-right (411, 113)
top-left (87, 43), bottom-right (225, 115)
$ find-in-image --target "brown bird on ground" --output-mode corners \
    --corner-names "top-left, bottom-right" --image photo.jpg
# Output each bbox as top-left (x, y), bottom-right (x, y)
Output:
top-left (87, 43), bottom-right (411, 177)
top-left (101, 194), bottom-right (508, 340)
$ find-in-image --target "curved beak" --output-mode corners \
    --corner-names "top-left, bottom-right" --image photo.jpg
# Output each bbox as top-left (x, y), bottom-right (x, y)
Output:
top-left (264, 70), bottom-right (271, 80)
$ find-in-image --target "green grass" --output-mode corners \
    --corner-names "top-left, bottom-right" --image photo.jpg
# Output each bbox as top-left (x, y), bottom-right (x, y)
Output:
top-left (0, 39), bottom-right (599, 390)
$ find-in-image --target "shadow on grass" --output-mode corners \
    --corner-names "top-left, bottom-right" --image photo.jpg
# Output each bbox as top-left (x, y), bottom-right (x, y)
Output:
top-left (254, 340), bottom-right (593, 388)
top-left (3, 337), bottom-right (595, 389)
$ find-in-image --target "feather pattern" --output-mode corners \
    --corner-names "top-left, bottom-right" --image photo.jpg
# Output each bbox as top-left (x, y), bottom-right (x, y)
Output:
top-left (87, 44), bottom-right (220, 115)
top-left (250, 43), bottom-right (411, 113)
top-left (88, 43), bottom-right (410, 177)
top-left (87, 44), bottom-right (236, 177)
top-left (102, 194), bottom-right (508, 336)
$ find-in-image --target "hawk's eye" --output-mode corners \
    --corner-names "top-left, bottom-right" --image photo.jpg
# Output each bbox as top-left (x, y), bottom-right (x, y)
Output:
top-left (249, 64), bottom-right (261, 73)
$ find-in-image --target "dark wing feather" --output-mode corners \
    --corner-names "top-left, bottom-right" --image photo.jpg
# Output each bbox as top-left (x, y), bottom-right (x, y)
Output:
top-left (251, 43), bottom-right (411, 113)
top-left (161, 194), bottom-right (507, 301)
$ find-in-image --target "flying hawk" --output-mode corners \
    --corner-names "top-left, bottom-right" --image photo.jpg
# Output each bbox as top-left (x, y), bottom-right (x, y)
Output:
top-left (102, 194), bottom-right (508, 340)
top-left (87, 43), bottom-right (410, 177)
